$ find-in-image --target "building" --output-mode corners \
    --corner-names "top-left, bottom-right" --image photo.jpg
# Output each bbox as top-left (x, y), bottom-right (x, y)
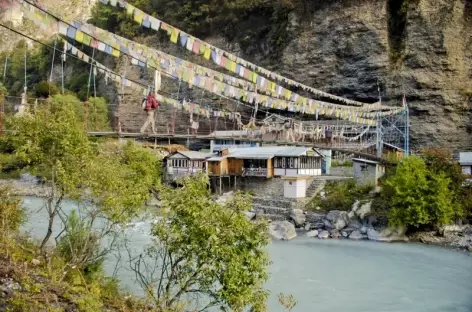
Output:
top-left (282, 176), bottom-right (311, 199)
top-left (456, 152), bottom-right (472, 175)
top-left (352, 158), bottom-right (385, 186)
top-left (207, 146), bottom-right (323, 179)
top-left (164, 151), bottom-right (209, 180)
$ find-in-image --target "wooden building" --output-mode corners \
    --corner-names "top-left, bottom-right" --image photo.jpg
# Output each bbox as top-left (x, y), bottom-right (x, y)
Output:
top-left (207, 146), bottom-right (323, 179)
top-left (164, 151), bottom-right (209, 180)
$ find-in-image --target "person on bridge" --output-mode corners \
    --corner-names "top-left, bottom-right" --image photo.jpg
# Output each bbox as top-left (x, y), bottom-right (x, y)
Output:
top-left (140, 91), bottom-right (159, 134)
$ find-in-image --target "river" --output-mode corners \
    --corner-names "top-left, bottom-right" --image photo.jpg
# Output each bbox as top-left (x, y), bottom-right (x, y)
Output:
top-left (20, 197), bottom-right (472, 312)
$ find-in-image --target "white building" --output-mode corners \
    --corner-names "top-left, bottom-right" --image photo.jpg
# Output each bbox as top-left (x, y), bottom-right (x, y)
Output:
top-left (164, 151), bottom-right (209, 180)
top-left (457, 152), bottom-right (472, 175)
top-left (282, 176), bottom-right (311, 199)
top-left (352, 158), bottom-right (385, 186)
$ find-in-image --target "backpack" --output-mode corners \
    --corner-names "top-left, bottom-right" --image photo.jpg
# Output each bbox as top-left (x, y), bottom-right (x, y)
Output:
top-left (141, 97), bottom-right (147, 110)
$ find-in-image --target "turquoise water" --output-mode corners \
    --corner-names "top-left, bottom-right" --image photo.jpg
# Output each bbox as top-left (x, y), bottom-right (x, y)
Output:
top-left (21, 197), bottom-right (472, 311)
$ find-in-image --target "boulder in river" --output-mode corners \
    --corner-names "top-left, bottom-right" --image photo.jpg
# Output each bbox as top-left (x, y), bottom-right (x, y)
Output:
top-left (318, 230), bottom-right (330, 239)
top-left (290, 209), bottom-right (306, 227)
top-left (304, 223), bottom-right (312, 231)
top-left (269, 221), bottom-right (297, 241)
top-left (367, 227), bottom-right (408, 242)
top-left (306, 230), bottom-right (319, 238)
top-left (349, 230), bottom-right (367, 240)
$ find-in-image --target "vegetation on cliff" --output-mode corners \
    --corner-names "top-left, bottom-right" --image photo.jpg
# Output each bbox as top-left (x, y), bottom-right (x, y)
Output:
top-left (90, 0), bottom-right (296, 56)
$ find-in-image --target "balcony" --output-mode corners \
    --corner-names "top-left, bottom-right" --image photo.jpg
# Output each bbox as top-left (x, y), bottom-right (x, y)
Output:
top-left (242, 168), bottom-right (268, 177)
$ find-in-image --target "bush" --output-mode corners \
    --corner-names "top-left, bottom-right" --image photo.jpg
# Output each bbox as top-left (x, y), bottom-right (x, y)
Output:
top-left (34, 81), bottom-right (59, 98)
top-left (0, 186), bottom-right (25, 243)
top-left (56, 210), bottom-right (103, 280)
top-left (384, 156), bottom-right (456, 229)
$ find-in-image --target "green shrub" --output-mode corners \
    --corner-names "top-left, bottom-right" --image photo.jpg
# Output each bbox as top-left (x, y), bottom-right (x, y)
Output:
top-left (384, 156), bottom-right (456, 229)
top-left (0, 186), bottom-right (25, 242)
top-left (33, 81), bottom-right (59, 98)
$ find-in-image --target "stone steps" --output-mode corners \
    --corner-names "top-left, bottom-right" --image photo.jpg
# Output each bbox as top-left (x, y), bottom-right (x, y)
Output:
top-left (306, 179), bottom-right (326, 198)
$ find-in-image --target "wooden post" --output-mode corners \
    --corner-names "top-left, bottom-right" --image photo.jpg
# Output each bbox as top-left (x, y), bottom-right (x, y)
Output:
top-left (219, 176), bottom-right (222, 194)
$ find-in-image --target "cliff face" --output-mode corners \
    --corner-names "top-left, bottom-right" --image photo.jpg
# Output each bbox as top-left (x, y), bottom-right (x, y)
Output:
top-left (205, 0), bottom-right (472, 150)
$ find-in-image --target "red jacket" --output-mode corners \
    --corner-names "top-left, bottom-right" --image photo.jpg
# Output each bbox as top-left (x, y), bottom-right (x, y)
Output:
top-left (145, 95), bottom-right (159, 111)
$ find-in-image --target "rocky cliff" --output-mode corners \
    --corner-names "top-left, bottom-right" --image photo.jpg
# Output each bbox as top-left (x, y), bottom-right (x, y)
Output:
top-left (202, 0), bottom-right (472, 150)
top-left (1, 0), bottom-right (471, 149)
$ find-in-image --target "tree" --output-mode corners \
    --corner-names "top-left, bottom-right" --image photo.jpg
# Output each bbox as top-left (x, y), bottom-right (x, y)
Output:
top-left (128, 174), bottom-right (270, 312)
top-left (2, 94), bottom-right (159, 251)
top-left (421, 148), bottom-right (466, 219)
top-left (385, 156), bottom-right (455, 229)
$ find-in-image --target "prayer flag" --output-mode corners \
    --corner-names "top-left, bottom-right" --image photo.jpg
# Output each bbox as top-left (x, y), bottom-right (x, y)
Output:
top-left (149, 16), bottom-right (161, 31)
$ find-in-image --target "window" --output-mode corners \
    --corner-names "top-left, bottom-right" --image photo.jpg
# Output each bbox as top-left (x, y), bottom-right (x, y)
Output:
top-left (288, 158), bottom-right (294, 169)
top-left (361, 164), bottom-right (368, 172)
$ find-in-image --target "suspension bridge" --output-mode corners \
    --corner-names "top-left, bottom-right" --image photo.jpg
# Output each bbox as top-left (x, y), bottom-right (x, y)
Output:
top-left (0, 0), bottom-right (409, 160)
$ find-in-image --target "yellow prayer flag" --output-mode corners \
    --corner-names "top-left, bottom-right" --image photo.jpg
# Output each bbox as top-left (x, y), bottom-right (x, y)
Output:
top-left (170, 28), bottom-right (179, 43)
top-left (112, 48), bottom-right (120, 57)
top-left (204, 47), bottom-right (211, 60)
top-left (230, 61), bottom-right (237, 73)
top-left (75, 30), bottom-right (84, 43)
top-left (252, 73), bottom-right (257, 84)
top-left (126, 3), bottom-right (134, 15)
top-left (134, 11), bottom-right (144, 24)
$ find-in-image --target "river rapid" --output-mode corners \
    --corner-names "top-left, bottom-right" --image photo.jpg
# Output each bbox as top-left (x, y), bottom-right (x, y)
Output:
top-left (20, 197), bottom-right (472, 312)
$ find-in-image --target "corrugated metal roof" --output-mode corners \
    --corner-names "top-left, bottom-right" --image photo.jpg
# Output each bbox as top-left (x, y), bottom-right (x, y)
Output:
top-left (175, 151), bottom-right (209, 160)
top-left (207, 156), bottom-right (225, 161)
top-left (352, 158), bottom-right (380, 165)
top-left (226, 146), bottom-right (318, 159)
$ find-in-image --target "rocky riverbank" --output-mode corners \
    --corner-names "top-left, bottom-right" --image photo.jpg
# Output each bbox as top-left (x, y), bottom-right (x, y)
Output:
top-left (252, 197), bottom-right (472, 252)
top-left (0, 176), bottom-right (50, 197)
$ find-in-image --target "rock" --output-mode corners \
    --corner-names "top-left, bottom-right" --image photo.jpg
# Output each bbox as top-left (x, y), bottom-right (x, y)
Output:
top-left (145, 197), bottom-right (160, 207)
top-left (20, 173), bottom-right (38, 184)
top-left (348, 211), bottom-right (356, 219)
top-left (360, 226), bottom-right (368, 234)
top-left (326, 210), bottom-right (349, 230)
top-left (330, 230), bottom-right (341, 239)
top-left (306, 230), bottom-right (319, 237)
top-left (342, 231), bottom-right (349, 238)
top-left (290, 209), bottom-right (306, 227)
top-left (351, 200), bottom-right (360, 212)
top-left (216, 191), bottom-right (234, 205)
top-left (349, 220), bottom-right (363, 229)
top-left (355, 201), bottom-right (372, 219)
top-left (312, 221), bottom-right (325, 230)
top-left (31, 258), bottom-right (40, 266)
top-left (349, 230), bottom-right (367, 240)
top-left (323, 219), bottom-right (333, 230)
top-left (269, 221), bottom-right (297, 241)
top-left (304, 223), bottom-right (312, 231)
top-left (367, 227), bottom-right (408, 242)
top-left (318, 230), bottom-right (330, 239)
top-left (243, 211), bottom-right (256, 221)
